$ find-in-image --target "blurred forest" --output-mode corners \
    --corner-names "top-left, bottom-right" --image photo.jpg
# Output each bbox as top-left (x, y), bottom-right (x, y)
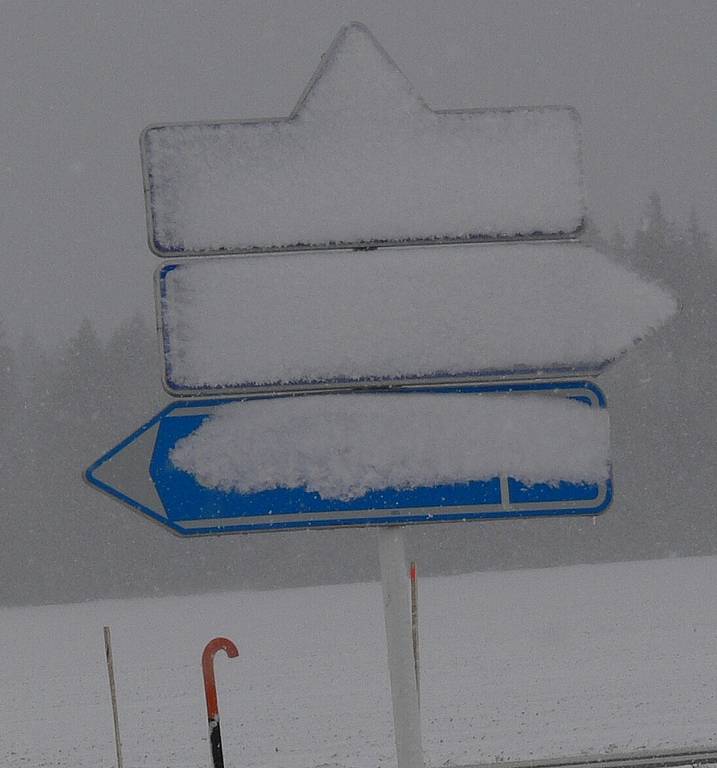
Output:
top-left (1, 195), bottom-right (716, 606)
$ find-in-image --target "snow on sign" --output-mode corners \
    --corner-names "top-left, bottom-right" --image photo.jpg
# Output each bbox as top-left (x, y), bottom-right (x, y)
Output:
top-left (157, 242), bottom-right (675, 395)
top-left (85, 382), bottom-right (611, 536)
top-left (89, 22), bottom-right (675, 540)
top-left (140, 23), bottom-right (584, 255)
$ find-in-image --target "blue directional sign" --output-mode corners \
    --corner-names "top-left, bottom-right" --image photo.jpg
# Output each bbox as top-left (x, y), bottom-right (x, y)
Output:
top-left (85, 381), bottom-right (611, 536)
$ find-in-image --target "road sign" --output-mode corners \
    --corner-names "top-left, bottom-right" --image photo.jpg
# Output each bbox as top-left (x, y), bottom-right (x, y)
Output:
top-left (156, 244), bottom-right (675, 396)
top-left (128, 26), bottom-right (675, 768)
top-left (141, 23), bottom-right (584, 256)
top-left (85, 381), bottom-right (611, 537)
top-left (92, 24), bottom-right (673, 543)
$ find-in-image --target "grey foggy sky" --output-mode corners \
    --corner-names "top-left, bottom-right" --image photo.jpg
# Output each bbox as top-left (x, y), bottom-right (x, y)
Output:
top-left (1, 0), bottom-right (715, 345)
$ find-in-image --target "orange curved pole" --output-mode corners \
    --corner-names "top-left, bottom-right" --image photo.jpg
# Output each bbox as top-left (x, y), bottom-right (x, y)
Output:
top-left (202, 637), bottom-right (239, 768)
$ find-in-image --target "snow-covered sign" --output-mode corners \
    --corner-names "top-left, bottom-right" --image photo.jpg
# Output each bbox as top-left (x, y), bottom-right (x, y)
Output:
top-left (85, 383), bottom-right (611, 536)
top-left (157, 242), bottom-right (674, 395)
top-left (87, 23), bottom-right (675, 540)
top-left (141, 23), bottom-right (584, 256)
top-left (126, 28), bottom-right (676, 768)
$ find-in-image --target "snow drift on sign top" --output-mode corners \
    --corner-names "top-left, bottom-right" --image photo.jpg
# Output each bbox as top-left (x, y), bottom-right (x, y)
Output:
top-left (170, 392), bottom-right (610, 501)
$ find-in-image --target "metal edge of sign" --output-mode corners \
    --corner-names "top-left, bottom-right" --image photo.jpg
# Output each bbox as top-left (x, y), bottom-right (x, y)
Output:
top-left (160, 364), bottom-right (613, 400)
top-left (168, 487), bottom-right (613, 536)
top-left (83, 402), bottom-right (189, 537)
top-left (84, 380), bottom-right (610, 537)
top-left (139, 22), bottom-right (585, 257)
top-left (153, 378), bottom-right (606, 410)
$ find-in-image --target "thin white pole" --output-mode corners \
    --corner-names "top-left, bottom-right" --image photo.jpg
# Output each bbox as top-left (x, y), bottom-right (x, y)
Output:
top-left (377, 527), bottom-right (424, 768)
top-left (103, 626), bottom-right (124, 768)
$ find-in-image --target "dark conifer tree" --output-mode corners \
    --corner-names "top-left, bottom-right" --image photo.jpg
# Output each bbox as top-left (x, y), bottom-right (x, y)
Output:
top-left (0, 318), bottom-right (17, 437)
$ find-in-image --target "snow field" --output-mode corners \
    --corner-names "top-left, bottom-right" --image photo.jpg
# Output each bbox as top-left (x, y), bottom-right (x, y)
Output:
top-left (3, 556), bottom-right (717, 768)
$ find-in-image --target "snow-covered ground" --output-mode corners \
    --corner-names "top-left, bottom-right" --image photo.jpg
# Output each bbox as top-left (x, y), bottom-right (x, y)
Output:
top-left (3, 555), bottom-right (717, 768)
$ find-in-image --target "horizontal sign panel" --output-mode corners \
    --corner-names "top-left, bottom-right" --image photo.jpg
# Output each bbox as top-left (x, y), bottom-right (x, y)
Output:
top-left (156, 243), bottom-right (675, 396)
top-left (85, 382), bottom-right (611, 536)
top-left (141, 23), bottom-right (584, 256)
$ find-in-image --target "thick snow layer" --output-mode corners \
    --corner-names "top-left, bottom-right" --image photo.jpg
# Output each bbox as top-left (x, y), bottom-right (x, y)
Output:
top-left (159, 243), bottom-right (676, 393)
top-left (141, 24), bottom-right (583, 254)
top-left (170, 393), bottom-right (609, 500)
top-left (4, 557), bottom-right (717, 768)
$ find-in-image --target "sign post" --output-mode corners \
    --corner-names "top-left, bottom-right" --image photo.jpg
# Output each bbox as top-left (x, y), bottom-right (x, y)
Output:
top-left (378, 527), bottom-right (424, 768)
top-left (87, 21), bottom-right (676, 768)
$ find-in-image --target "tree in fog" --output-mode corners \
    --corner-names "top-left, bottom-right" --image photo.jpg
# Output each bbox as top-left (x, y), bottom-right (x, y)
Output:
top-left (0, 317), bottom-right (17, 432)
top-left (4, 195), bottom-right (717, 605)
top-left (0, 316), bottom-right (19, 541)
top-left (607, 196), bottom-right (717, 558)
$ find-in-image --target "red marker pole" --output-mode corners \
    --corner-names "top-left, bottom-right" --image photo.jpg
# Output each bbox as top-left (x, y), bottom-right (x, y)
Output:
top-left (410, 561), bottom-right (420, 707)
top-left (202, 637), bottom-right (239, 768)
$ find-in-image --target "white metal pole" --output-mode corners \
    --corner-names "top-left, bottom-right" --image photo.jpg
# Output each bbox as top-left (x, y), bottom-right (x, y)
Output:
top-left (377, 526), bottom-right (424, 768)
top-left (103, 626), bottom-right (124, 768)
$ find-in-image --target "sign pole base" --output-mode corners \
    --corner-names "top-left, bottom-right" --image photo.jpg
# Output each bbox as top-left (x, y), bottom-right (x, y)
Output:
top-left (377, 526), bottom-right (424, 768)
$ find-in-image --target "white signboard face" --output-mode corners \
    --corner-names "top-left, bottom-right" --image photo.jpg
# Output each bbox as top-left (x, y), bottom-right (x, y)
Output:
top-left (141, 23), bottom-right (584, 256)
top-left (156, 242), bottom-right (675, 396)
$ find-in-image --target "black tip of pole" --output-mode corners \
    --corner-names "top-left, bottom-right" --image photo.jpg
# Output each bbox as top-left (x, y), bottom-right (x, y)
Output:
top-left (209, 718), bottom-right (225, 768)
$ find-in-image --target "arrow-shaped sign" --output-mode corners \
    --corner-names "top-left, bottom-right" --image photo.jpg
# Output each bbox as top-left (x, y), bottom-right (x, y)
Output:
top-left (157, 242), bottom-right (675, 396)
top-left (141, 23), bottom-right (584, 256)
top-left (86, 382), bottom-right (611, 536)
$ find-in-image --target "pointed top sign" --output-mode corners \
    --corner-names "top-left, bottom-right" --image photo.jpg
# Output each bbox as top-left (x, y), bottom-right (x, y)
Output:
top-left (295, 23), bottom-right (432, 123)
top-left (141, 23), bottom-right (584, 256)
